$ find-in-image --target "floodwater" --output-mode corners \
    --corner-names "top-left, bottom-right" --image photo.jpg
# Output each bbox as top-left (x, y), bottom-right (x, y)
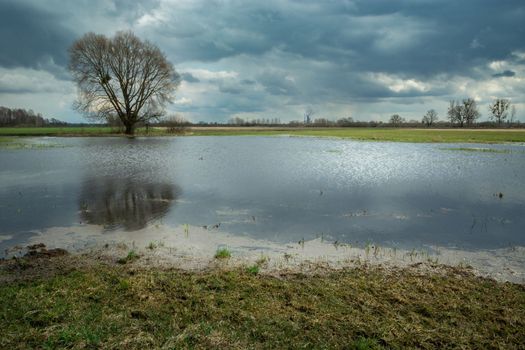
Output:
top-left (1, 136), bottom-right (524, 255)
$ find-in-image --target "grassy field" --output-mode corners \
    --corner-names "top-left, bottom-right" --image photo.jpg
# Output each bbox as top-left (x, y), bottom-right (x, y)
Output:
top-left (1, 126), bottom-right (525, 143)
top-left (0, 127), bottom-right (118, 136)
top-left (189, 127), bottom-right (525, 143)
top-left (1, 256), bottom-right (524, 349)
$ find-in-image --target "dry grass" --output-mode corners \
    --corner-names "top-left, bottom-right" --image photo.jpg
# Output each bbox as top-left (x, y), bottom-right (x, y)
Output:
top-left (0, 255), bottom-right (524, 349)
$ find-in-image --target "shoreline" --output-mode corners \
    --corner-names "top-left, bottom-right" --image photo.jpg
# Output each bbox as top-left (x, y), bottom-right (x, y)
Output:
top-left (2, 225), bottom-right (524, 348)
top-left (3, 223), bottom-right (524, 284)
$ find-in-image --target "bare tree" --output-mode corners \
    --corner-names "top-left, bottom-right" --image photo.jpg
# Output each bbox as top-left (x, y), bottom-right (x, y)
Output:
top-left (448, 100), bottom-right (464, 127)
top-left (489, 98), bottom-right (511, 126)
top-left (69, 31), bottom-right (180, 135)
top-left (509, 105), bottom-right (517, 124)
top-left (422, 109), bottom-right (438, 127)
top-left (389, 114), bottom-right (404, 126)
top-left (336, 117), bottom-right (354, 126)
top-left (462, 98), bottom-right (480, 126)
top-left (304, 107), bottom-right (315, 124)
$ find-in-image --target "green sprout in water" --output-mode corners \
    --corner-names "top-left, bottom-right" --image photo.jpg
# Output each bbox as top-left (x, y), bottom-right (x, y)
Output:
top-left (215, 248), bottom-right (232, 259)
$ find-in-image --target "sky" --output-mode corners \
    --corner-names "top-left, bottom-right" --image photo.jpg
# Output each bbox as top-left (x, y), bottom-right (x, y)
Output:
top-left (0, 0), bottom-right (524, 124)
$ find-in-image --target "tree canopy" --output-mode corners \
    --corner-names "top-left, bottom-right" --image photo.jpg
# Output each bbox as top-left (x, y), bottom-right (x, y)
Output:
top-left (489, 99), bottom-right (511, 125)
top-left (422, 109), bottom-right (438, 127)
top-left (69, 31), bottom-right (180, 134)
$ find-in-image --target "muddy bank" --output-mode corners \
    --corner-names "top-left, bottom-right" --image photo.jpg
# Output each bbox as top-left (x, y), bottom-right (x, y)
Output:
top-left (3, 223), bottom-right (524, 284)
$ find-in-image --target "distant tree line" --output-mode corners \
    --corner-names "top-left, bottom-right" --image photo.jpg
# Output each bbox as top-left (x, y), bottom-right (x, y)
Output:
top-left (0, 106), bottom-right (66, 127)
top-left (228, 117), bottom-right (282, 126)
top-left (1, 98), bottom-right (520, 130)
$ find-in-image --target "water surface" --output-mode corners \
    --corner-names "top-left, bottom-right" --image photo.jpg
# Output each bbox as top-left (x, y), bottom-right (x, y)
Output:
top-left (1, 136), bottom-right (524, 254)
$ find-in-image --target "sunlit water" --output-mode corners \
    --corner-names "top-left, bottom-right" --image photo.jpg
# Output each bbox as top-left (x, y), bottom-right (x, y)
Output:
top-left (1, 136), bottom-right (524, 255)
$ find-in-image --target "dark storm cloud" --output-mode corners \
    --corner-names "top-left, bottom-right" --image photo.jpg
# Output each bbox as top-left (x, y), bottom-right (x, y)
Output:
top-left (0, 1), bottom-right (74, 70)
top-left (1, 0), bottom-right (524, 122)
top-left (352, 0), bottom-right (525, 76)
top-left (492, 70), bottom-right (516, 78)
top-left (256, 71), bottom-right (298, 96)
top-left (3, 0), bottom-right (524, 81)
top-left (146, 0), bottom-right (525, 78)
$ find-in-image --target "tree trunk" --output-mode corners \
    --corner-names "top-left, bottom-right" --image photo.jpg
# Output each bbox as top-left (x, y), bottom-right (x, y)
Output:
top-left (124, 123), bottom-right (134, 135)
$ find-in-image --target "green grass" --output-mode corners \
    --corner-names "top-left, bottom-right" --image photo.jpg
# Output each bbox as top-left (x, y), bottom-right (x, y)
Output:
top-left (440, 147), bottom-right (513, 153)
top-left (0, 126), bottom-right (118, 136)
top-left (214, 248), bottom-right (232, 259)
top-left (2, 126), bottom-right (525, 143)
top-left (0, 137), bottom-right (66, 150)
top-left (188, 127), bottom-right (525, 143)
top-left (1, 257), bottom-right (524, 349)
top-left (116, 250), bottom-right (140, 264)
top-left (0, 126), bottom-right (182, 137)
top-left (245, 265), bottom-right (260, 275)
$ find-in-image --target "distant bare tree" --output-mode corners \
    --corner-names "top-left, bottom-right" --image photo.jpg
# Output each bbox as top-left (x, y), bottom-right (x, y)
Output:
top-left (448, 100), bottom-right (464, 127)
top-left (510, 105), bottom-right (517, 124)
top-left (336, 117), bottom-right (354, 126)
top-left (228, 117), bottom-right (246, 126)
top-left (0, 106), bottom-right (65, 126)
top-left (304, 107), bottom-right (315, 124)
top-left (69, 31), bottom-right (180, 135)
top-left (164, 114), bottom-right (190, 134)
top-left (462, 98), bottom-right (480, 126)
top-left (389, 114), bottom-right (404, 126)
top-left (489, 98), bottom-right (511, 126)
top-left (422, 109), bottom-right (438, 127)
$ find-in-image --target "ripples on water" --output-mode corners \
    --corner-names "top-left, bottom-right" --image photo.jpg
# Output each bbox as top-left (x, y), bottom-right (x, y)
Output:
top-left (0, 136), bottom-right (524, 251)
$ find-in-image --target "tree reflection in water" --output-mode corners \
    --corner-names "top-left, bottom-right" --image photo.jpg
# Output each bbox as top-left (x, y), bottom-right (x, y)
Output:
top-left (79, 178), bottom-right (178, 231)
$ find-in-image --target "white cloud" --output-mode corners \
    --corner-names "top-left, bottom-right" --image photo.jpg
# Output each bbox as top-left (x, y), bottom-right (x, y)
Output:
top-left (367, 73), bottom-right (430, 93)
top-left (184, 69), bottom-right (239, 81)
top-left (173, 97), bottom-right (192, 105)
top-left (0, 67), bottom-right (72, 94)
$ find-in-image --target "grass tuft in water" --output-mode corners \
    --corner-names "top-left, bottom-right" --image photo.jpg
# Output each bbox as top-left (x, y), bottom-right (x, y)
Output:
top-left (214, 248), bottom-right (232, 259)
